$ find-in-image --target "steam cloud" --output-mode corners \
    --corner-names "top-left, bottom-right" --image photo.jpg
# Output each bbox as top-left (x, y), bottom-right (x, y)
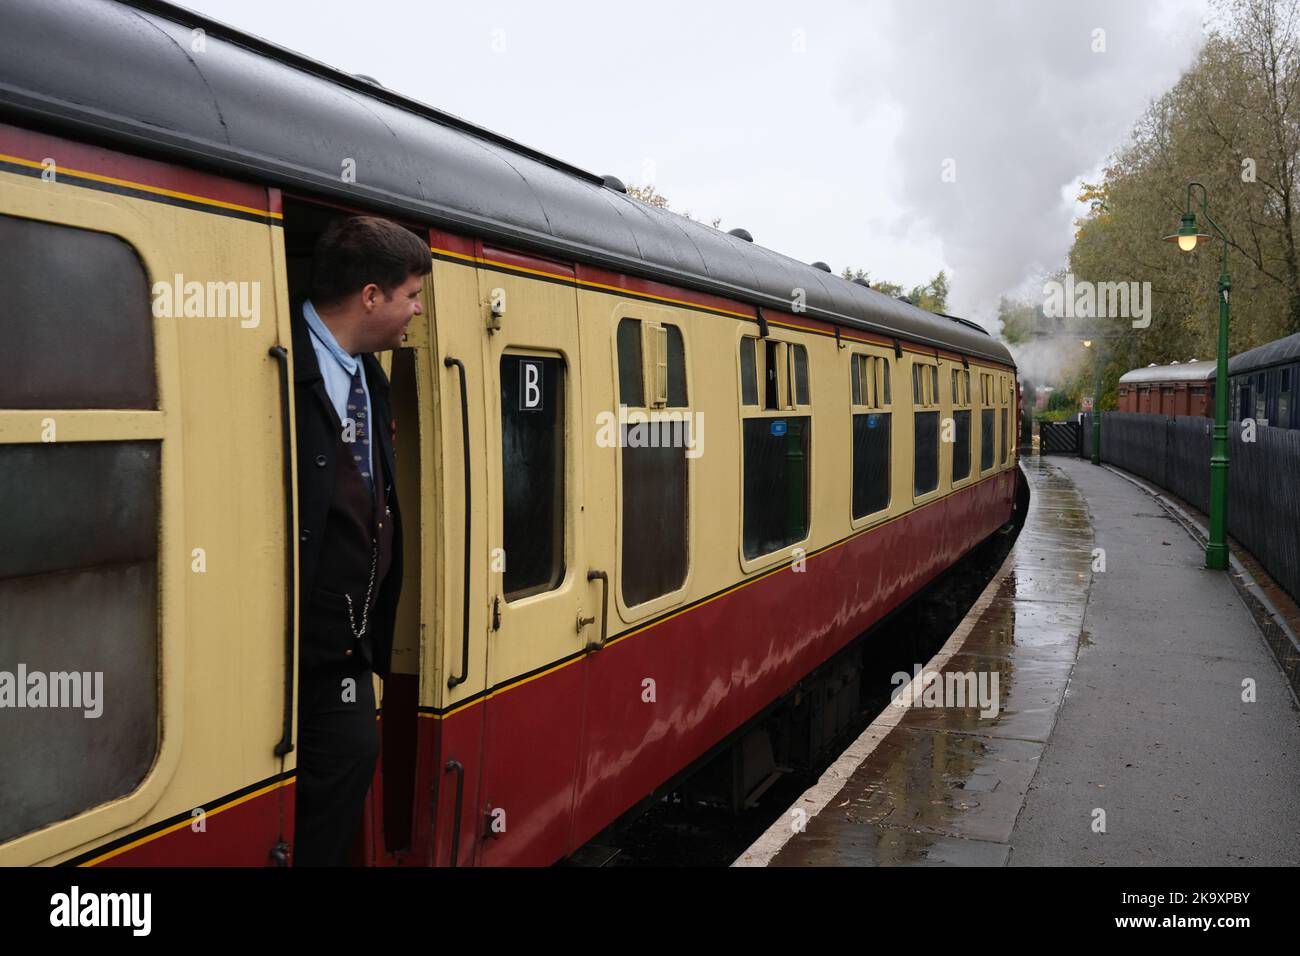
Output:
top-left (845, 0), bottom-right (1207, 331)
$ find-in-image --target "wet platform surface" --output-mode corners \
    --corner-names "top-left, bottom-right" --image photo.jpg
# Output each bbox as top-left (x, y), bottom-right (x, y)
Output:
top-left (1010, 456), bottom-right (1300, 865)
top-left (737, 457), bottom-right (1092, 866)
top-left (736, 455), bottom-right (1300, 866)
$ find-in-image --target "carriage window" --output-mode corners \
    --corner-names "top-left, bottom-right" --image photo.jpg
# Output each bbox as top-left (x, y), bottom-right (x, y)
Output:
top-left (0, 216), bottom-right (159, 844)
top-left (852, 353), bottom-right (891, 518)
top-left (739, 338), bottom-right (758, 406)
top-left (0, 215), bottom-right (156, 408)
top-left (792, 344), bottom-right (809, 405)
top-left (743, 417), bottom-right (810, 558)
top-left (913, 361), bottom-right (940, 496)
top-left (501, 354), bottom-right (566, 600)
top-left (1281, 368), bottom-right (1291, 427)
top-left (617, 319), bottom-right (643, 407)
top-left (980, 372), bottom-right (996, 472)
top-left (617, 320), bottom-right (689, 606)
top-left (1001, 376), bottom-right (1011, 464)
top-left (952, 367), bottom-right (972, 482)
top-left (741, 335), bottom-right (811, 559)
top-left (763, 340), bottom-right (780, 409)
top-left (666, 325), bottom-right (688, 407)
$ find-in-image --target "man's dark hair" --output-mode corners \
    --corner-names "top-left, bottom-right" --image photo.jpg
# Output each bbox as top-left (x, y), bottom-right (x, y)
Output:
top-left (310, 216), bottom-right (431, 307)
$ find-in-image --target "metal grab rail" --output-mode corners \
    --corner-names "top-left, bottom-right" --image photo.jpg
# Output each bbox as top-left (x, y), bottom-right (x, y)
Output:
top-left (268, 345), bottom-right (296, 758)
top-left (584, 570), bottom-right (609, 652)
top-left (444, 357), bottom-right (471, 689)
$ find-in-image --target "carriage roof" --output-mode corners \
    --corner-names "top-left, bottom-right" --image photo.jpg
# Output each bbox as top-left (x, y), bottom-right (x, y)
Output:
top-left (0, 0), bottom-right (1013, 366)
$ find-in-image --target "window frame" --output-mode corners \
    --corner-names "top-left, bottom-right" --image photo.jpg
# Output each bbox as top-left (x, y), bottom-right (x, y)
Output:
top-left (499, 348), bottom-right (569, 604)
top-left (911, 357), bottom-right (942, 502)
top-left (950, 365), bottom-right (974, 487)
top-left (849, 348), bottom-right (894, 526)
top-left (0, 197), bottom-right (183, 865)
top-left (1280, 366), bottom-right (1292, 427)
top-left (979, 370), bottom-right (998, 476)
top-left (611, 305), bottom-right (694, 622)
top-left (1000, 372), bottom-right (1014, 465)
top-left (737, 329), bottom-right (814, 572)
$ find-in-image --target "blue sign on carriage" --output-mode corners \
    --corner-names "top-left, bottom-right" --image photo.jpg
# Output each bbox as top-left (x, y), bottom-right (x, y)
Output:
top-left (770, 419), bottom-right (787, 437)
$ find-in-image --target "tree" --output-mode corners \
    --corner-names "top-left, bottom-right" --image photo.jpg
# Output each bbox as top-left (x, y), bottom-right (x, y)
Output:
top-left (997, 296), bottom-right (1042, 345)
top-left (624, 184), bottom-right (720, 228)
top-left (840, 266), bottom-right (949, 312)
top-left (1063, 0), bottom-right (1300, 395)
top-left (624, 183), bottom-right (670, 208)
top-left (909, 270), bottom-right (949, 313)
top-left (1212, 0), bottom-right (1300, 332)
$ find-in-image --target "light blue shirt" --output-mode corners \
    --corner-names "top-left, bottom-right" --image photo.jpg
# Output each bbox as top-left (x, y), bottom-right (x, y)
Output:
top-left (302, 299), bottom-right (373, 469)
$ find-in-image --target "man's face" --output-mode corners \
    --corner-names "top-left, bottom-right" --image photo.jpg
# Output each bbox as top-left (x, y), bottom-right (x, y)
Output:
top-left (360, 273), bottom-right (424, 352)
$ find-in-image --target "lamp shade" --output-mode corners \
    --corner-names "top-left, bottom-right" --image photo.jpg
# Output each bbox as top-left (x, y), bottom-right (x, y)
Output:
top-left (1164, 211), bottom-right (1213, 252)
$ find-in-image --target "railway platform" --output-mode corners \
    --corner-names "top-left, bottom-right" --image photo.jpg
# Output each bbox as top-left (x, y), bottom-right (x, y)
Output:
top-left (736, 455), bottom-right (1300, 867)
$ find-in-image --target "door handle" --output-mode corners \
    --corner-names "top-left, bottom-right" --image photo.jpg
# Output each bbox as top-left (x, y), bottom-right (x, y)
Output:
top-left (584, 569), bottom-right (609, 652)
top-left (445, 357), bottom-right (471, 689)
top-left (268, 345), bottom-right (296, 758)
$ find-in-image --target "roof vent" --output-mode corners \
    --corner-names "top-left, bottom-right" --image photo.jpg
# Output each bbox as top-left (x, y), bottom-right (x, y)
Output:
top-left (811, 261), bottom-right (831, 272)
top-left (1147, 362), bottom-right (1158, 367)
top-left (1170, 360), bottom-right (1180, 365)
top-left (852, 277), bottom-right (871, 288)
top-left (728, 227), bottom-right (754, 242)
top-left (602, 175), bottom-right (627, 193)
top-left (353, 73), bottom-right (384, 87)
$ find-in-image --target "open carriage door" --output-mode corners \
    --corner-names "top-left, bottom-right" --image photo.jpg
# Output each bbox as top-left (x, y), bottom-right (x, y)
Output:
top-left (373, 265), bottom-right (437, 860)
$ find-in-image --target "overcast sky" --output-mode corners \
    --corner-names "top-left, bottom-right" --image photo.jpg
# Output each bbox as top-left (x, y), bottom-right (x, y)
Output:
top-left (173, 0), bottom-right (1211, 329)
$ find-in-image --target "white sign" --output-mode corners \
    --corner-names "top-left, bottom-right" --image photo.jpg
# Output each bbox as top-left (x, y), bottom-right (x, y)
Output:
top-left (519, 359), bottom-right (543, 411)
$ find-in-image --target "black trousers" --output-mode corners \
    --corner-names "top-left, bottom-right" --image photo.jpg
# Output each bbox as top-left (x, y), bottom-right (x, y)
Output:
top-left (293, 662), bottom-right (380, 866)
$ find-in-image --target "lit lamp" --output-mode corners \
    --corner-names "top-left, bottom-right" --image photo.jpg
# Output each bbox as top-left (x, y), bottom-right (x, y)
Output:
top-left (1166, 211), bottom-right (1214, 252)
top-left (1163, 181), bottom-right (1231, 571)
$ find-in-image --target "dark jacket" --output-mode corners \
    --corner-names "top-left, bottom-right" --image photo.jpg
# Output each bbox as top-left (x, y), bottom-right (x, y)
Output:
top-left (291, 305), bottom-right (403, 680)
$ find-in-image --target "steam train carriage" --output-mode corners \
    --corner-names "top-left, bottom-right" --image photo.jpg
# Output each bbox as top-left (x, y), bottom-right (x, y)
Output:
top-left (1116, 332), bottom-right (1300, 429)
top-left (0, 0), bottom-right (1018, 866)
top-left (1228, 331), bottom-right (1300, 429)
top-left (1117, 360), bottom-right (1214, 416)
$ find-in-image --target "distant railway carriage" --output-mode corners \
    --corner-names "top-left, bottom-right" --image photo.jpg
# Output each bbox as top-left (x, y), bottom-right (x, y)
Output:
top-left (1228, 331), bottom-right (1300, 429)
top-left (1117, 360), bottom-right (1214, 416)
top-left (1116, 333), bottom-right (1300, 430)
top-left (0, 0), bottom-right (1019, 866)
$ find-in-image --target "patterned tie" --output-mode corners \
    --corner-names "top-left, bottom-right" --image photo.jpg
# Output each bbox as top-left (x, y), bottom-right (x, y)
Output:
top-left (345, 364), bottom-right (374, 496)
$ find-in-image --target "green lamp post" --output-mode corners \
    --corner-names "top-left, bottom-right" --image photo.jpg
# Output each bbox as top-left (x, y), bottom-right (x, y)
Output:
top-left (1083, 337), bottom-right (1104, 464)
top-left (1164, 182), bottom-right (1230, 570)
